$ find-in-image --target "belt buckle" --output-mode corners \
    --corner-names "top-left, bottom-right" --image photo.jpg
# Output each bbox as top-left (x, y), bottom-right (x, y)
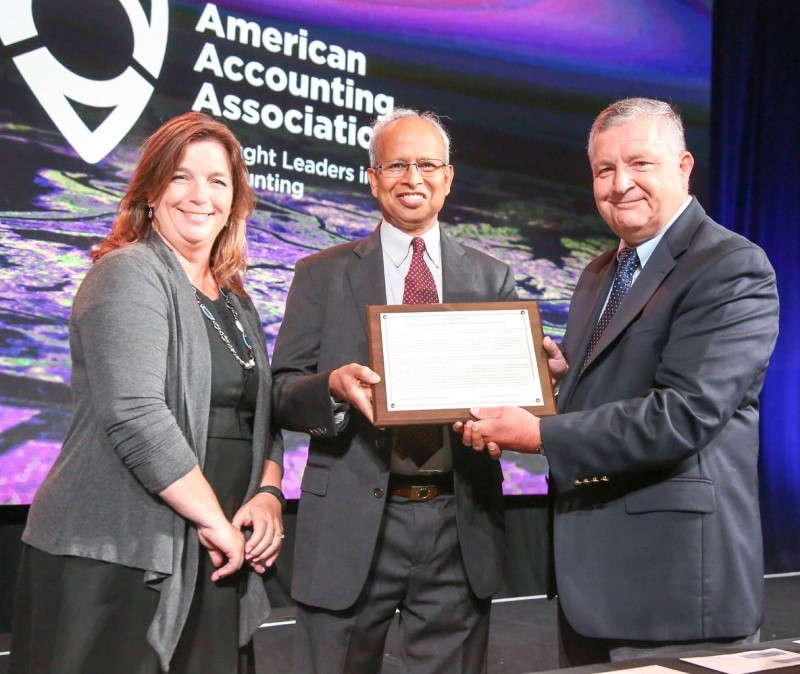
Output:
top-left (410, 485), bottom-right (436, 501)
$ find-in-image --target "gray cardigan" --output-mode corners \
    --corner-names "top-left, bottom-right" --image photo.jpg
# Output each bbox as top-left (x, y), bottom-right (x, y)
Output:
top-left (23, 233), bottom-right (283, 670)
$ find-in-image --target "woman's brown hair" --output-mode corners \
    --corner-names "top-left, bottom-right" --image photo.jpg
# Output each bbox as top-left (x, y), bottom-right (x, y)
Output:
top-left (92, 111), bottom-right (255, 295)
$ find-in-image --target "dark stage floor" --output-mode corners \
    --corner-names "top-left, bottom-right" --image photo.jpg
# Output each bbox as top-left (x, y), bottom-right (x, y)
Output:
top-left (2, 574), bottom-right (798, 673)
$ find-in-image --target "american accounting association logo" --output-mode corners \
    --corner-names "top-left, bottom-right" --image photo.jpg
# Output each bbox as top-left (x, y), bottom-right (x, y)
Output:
top-left (0, 0), bottom-right (168, 164)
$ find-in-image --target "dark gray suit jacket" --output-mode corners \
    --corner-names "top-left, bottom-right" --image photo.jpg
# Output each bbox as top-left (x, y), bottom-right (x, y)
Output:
top-left (540, 198), bottom-right (779, 641)
top-left (272, 225), bottom-right (518, 610)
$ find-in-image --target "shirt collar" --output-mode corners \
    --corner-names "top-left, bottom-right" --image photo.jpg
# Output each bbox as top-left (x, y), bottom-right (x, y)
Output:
top-left (380, 221), bottom-right (442, 269)
top-left (621, 196), bottom-right (692, 267)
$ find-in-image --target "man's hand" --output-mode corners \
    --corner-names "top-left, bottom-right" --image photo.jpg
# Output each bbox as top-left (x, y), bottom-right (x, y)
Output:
top-left (329, 363), bottom-right (381, 422)
top-left (453, 406), bottom-right (542, 459)
top-left (543, 336), bottom-right (569, 388)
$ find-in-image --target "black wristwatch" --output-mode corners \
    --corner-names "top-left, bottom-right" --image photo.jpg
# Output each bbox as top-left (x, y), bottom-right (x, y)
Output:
top-left (256, 485), bottom-right (286, 511)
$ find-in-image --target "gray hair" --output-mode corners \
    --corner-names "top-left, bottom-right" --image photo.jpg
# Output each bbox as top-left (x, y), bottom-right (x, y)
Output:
top-left (588, 97), bottom-right (687, 156)
top-left (369, 108), bottom-right (451, 167)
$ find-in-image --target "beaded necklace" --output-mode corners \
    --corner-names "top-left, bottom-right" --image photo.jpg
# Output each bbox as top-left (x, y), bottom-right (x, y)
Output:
top-left (192, 286), bottom-right (255, 370)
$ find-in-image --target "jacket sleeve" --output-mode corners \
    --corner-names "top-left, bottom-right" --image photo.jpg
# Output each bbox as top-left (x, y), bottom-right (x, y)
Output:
top-left (71, 252), bottom-right (198, 493)
top-left (271, 255), bottom-right (340, 436)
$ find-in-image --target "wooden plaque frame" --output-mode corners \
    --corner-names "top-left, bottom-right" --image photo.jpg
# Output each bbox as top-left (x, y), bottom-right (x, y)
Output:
top-left (367, 301), bottom-right (556, 426)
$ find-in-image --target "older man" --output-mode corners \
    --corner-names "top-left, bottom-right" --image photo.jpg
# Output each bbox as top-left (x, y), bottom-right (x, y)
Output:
top-left (458, 97), bottom-right (779, 664)
top-left (272, 109), bottom-right (517, 673)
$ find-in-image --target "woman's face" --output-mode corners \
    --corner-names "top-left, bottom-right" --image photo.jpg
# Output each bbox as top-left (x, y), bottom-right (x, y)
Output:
top-left (151, 139), bottom-right (234, 259)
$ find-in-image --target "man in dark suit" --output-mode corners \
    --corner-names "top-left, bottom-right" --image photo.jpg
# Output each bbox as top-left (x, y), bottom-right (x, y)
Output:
top-left (457, 97), bottom-right (780, 664)
top-left (272, 109), bottom-right (517, 673)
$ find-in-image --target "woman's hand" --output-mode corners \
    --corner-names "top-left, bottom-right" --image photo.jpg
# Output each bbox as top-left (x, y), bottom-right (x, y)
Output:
top-left (196, 520), bottom-right (246, 582)
top-left (158, 465), bottom-right (247, 581)
top-left (233, 492), bottom-right (284, 574)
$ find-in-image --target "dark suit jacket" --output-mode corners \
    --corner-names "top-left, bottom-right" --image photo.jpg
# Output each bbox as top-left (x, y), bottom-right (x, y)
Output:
top-left (272, 225), bottom-right (518, 610)
top-left (540, 198), bottom-right (779, 641)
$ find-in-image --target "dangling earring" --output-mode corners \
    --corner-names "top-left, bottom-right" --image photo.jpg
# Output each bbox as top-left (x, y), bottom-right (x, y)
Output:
top-left (147, 205), bottom-right (153, 220)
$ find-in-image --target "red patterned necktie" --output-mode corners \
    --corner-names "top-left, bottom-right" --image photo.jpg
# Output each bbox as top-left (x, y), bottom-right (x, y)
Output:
top-left (581, 246), bottom-right (639, 372)
top-left (402, 236), bottom-right (439, 304)
top-left (394, 237), bottom-right (443, 467)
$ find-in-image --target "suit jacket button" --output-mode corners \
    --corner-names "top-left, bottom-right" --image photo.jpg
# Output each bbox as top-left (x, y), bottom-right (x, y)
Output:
top-left (373, 487), bottom-right (384, 498)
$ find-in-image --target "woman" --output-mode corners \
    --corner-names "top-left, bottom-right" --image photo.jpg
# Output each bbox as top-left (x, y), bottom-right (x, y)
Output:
top-left (11, 112), bottom-right (284, 673)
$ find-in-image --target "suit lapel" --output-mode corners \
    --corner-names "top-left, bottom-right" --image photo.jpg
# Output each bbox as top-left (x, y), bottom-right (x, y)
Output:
top-left (581, 251), bottom-right (674, 370)
top-left (557, 251), bottom-right (614, 407)
top-left (572, 198), bottom-right (704, 383)
top-left (573, 252), bottom-right (615, 362)
top-left (346, 225), bottom-right (387, 339)
top-left (342, 225), bottom-right (486, 341)
top-left (440, 230), bottom-right (474, 301)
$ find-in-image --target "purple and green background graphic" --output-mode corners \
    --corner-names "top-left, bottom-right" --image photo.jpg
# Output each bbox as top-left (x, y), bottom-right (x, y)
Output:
top-left (0, 0), bottom-right (711, 503)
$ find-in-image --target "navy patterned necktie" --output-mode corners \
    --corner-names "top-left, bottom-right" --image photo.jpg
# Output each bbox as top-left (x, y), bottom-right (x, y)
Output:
top-left (394, 237), bottom-right (443, 467)
top-left (581, 246), bottom-right (639, 372)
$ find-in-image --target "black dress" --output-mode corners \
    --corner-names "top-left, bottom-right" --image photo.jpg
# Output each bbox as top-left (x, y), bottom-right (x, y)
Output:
top-left (170, 289), bottom-right (259, 674)
top-left (11, 290), bottom-right (260, 674)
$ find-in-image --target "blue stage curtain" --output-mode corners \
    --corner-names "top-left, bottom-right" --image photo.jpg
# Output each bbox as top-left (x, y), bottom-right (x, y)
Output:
top-left (711, 0), bottom-right (800, 572)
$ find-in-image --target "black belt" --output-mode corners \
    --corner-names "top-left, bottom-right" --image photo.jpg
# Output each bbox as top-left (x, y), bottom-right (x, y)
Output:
top-left (388, 473), bottom-right (454, 501)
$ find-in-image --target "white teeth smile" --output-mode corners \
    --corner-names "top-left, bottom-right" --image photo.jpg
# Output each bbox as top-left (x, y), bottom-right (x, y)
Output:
top-left (182, 210), bottom-right (212, 220)
top-left (398, 193), bottom-right (425, 204)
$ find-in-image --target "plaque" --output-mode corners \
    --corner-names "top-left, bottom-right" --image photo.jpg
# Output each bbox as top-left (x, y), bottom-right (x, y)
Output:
top-left (367, 301), bottom-right (556, 426)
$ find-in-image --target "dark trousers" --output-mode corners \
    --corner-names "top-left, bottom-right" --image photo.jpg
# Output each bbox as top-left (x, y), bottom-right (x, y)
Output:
top-left (295, 494), bottom-right (491, 674)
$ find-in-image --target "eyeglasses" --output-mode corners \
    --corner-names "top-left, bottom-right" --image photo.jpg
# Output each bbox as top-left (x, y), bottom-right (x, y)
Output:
top-left (374, 159), bottom-right (449, 176)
